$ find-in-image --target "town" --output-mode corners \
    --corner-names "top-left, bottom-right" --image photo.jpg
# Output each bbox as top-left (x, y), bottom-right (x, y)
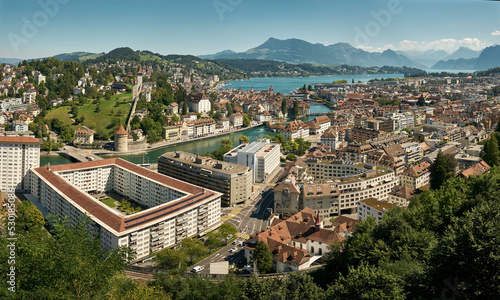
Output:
top-left (1, 50), bottom-right (500, 282)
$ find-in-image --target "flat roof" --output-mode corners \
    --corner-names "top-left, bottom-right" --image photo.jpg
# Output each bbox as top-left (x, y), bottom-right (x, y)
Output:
top-left (160, 151), bottom-right (249, 174)
top-left (33, 158), bottom-right (221, 235)
top-left (360, 198), bottom-right (397, 211)
top-left (240, 142), bottom-right (267, 154)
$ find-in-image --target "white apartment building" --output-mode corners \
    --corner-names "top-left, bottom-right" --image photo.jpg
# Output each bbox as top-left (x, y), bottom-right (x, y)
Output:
top-left (23, 91), bottom-right (36, 104)
top-left (384, 112), bottom-right (415, 132)
top-left (312, 115), bottom-right (331, 135)
top-left (0, 136), bottom-right (40, 193)
top-left (400, 142), bottom-right (423, 163)
top-left (279, 120), bottom-right (309, 140)
top-left (320, 127), bottom-right (339, 150)
top-left (358, 198), bottom-right (397, 223)
top-left (187, 93), bottom-right (211, 113)
top-left (28, 158), bottom-right (221, 259)
top-left (34, 73), bottom-right (46, 85)
top-left (225, 140), bottom-right (281, 183)
top-left (305, 159), bottom-right (399, 217)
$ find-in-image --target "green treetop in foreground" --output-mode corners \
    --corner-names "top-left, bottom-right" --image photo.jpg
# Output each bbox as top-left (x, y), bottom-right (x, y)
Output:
top-left (4, 167), bottom-right (500, 298)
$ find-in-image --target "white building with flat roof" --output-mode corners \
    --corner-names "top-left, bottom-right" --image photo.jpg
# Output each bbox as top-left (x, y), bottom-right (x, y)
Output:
top-left (0, 136), bottom-right (40, 193)
top-left (28, 158), bottom-right (221, 259)
top-left (224, 140), bottom-right (280, 183)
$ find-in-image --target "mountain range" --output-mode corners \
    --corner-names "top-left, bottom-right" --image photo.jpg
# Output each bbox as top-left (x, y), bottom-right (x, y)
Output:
top-left (199, 38), bottom-right (425, 68)
top-left (1, 38), bottom-right (499, 71)
top-left (431, 45), bottom-right (500, 70)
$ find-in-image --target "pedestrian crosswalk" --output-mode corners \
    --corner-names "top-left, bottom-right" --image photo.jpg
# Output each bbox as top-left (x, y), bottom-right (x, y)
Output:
top-left (220, 209), bottom-right (242, 222)
top-left (239, 233), bottom-right (250, 240)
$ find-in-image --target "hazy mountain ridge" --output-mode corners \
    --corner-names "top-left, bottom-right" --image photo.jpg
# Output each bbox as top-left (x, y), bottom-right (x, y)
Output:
top-left (431, 45), bottom-right (500, 70)
top-left (203, 37), bottom-right (425, 68)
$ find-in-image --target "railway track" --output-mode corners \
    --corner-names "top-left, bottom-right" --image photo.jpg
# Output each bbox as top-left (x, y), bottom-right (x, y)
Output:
top-left (123, 269), bottom-right (155, 281)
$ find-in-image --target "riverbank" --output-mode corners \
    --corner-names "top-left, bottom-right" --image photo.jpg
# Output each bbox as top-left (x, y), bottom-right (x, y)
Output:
top-left (40, 102), bottom-right (333, 166)
top-left (95, 121), bottom-right (266, 157)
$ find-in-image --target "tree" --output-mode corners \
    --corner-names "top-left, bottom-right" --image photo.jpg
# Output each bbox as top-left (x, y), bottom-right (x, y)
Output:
top-left (182, 100), bottom-right (188, 115)
top-left (431, 192), bottom-right (500, 298)
top-left (239, 135), bottom-right (250, 144)
top-left (155, 248), bottom-right (185, 271)
top-left (170, 115), bottom-right (180, 123)
top-left (281, 98), bottom-right (287, 116)
top-left (417, 95), bottom-right (426, 106)
top-left (225, 102), bottom-right (233, 116)
top-left (252, 241), bottom-right (273, 274)
top-left (205, 232), bottom-right (222, 251)
top-left (286, 153), bottom-right (297, 161)
top-left (328, 262), bottom-right (406, 300)
top-left (181, 238), bottom-right (207, 264)
top-left (483, 133), bottom-right (500, 166)
top-left (16, 201), bottom-right (45, 232)
top-left (220, 138), bottom-right (233, 149)
top-left (243, 113), bottom-right (251, 127)
top-left (218, 223), bottom-right (237, 245)
top-left (429, 151), bottom-right (457, 190)
top-left (496, 119), bottom-right (500, 133)
top-left (0, 215), bottom-right (131, 299)
top-left (293, 100), bottom-right (300, 118)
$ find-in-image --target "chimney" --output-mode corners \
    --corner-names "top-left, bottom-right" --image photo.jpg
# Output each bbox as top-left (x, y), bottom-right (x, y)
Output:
top-left (47, 163), bottom-right (50, 171)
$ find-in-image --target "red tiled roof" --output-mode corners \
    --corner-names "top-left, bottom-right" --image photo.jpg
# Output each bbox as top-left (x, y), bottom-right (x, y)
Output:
top-left (34, 158), bottom-right (219, 234)
top-left (0, 136), bottom-right (40, 144)
top-left (114, 124), bottom-right (128, 135)
top-left (459, 160), bottom-right (490, 178)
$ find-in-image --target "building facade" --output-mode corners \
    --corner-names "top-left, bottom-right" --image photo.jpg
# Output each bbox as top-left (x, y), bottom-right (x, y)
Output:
top-left (226, 140), bottom-right (281, 183)
top-left (158, 152), bottom-right (252, 207)
top-left (73, 129), bottom-right (94, 145)
top-left (0, 136), bottom-right (40, 192)
top-left (28, 158), bottom-right (221, 259)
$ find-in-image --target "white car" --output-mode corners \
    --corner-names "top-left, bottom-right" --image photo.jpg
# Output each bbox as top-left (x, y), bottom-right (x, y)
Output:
top-left (229, 247), bottom-right (238, 253)
top-left (191, 266), bottom-right (204, 273)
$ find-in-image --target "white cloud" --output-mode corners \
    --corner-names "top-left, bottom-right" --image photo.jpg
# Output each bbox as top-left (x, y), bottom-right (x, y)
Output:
top-left (358, 44), bottom-right (394, 53)
top-left (491, 30), bottom-right (500, 36)
top-left (358, 38), bottom-right (490, 53)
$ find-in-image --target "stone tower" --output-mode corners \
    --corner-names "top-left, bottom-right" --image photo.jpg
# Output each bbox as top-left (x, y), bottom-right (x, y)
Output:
top-left (114, 124), bottom-right (128, 152)
top-left (137, 64), bottom-right (143, 88)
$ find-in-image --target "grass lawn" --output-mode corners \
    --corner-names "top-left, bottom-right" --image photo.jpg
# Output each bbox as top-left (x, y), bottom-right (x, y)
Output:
top-left (45, 106), bottom-right (77, 129)
top-left (78, 92), bottom-right (132, 138)
top-left (100, 197), bottom-right (117, 208)
top-left (44, 92), bottom-right (132, 139)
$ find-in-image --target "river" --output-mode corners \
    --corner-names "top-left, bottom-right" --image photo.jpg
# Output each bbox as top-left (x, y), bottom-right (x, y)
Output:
top-left (40, 102), bottom-right (332, 166)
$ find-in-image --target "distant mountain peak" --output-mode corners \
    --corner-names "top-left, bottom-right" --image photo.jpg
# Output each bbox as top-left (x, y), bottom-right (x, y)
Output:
top-left (202, 37), bottom-right (424, 68)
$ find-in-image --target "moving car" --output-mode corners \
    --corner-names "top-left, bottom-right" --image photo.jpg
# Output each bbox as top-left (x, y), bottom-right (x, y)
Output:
top-left (191, 266), bottom-right (204, 273)
top-left (229, 247), bottom-right (238, 253)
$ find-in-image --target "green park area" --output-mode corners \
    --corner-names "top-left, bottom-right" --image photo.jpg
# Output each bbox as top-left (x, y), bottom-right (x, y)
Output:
top-left (45, 92), bottom-right (132, 139)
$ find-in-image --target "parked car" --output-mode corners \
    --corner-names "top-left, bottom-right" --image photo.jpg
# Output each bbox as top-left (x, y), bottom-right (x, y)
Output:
top-left (191, 266), bottom-right (204, 273)
top-left (243, 265), bottom-right (254, 272)
top-left (229, 247), bottom-right (238, 253)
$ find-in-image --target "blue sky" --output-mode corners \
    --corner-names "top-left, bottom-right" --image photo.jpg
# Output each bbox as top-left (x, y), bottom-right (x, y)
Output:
top-left (0, 0), bottom-right (499, 59)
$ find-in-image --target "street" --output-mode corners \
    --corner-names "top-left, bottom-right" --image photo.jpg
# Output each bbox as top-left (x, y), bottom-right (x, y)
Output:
top-left (190, 166), bottom-right (282, 275)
